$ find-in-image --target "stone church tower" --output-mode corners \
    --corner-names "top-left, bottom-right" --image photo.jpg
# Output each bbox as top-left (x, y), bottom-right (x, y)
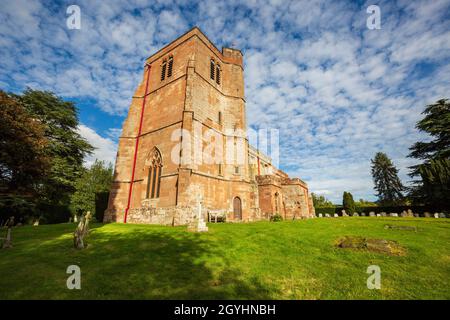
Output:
top-left (104, 27), bottom-right (315, 225)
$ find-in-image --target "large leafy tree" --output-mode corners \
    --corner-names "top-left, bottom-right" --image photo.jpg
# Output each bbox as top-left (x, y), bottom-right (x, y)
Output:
top-left (408, 99), bottom-right (450, 206)
top-left (371, 152), bottom-right (404, 205)
top-left (311, 193), bottom-right (334, 207)
top-left (0, 91), bottom-right (50, 218)
top-left (18, 89), bottom-right (94, 205)
top-left (70, 160), bottom-right (113, 219)
top-left (342, 191), bottom-right (356, 214)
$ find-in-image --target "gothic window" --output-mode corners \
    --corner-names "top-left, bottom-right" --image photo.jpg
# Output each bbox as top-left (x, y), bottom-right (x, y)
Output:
top-left (146, 148), bottom-right (162, 199)
top-left (167, 56), bottom-right (173, 78)
top-left (216, 64), bottom-right (221, 85)
top-left (161, 60), bottom-right (167, 81)
top-left (210, 59), bottom-right (215, 80)
top-left (218, 111), bottom-right (222, 125)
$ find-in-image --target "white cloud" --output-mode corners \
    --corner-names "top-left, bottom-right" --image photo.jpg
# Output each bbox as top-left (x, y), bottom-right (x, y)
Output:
top-left (77, 125), bottom-right (118, 167)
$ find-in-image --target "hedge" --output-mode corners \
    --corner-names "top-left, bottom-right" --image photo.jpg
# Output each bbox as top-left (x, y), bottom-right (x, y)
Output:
top-left (315, 205), bottom-right (447, 216)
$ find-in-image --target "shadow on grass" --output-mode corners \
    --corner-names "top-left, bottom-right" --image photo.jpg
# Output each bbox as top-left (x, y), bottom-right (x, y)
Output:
top-left (1, 223), bottom-right (277, 299)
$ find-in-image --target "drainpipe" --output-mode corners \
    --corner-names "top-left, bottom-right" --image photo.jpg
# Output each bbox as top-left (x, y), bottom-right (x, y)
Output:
top-left (124, 63), bottom-right (152, 223)
top-left (257, 156), bottom-right (261, 175)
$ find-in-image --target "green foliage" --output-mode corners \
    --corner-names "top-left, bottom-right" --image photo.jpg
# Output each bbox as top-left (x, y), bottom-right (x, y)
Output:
top-left (408, 99), bottom-right (450, 207)
top-left (342, 191), bottom-right (356, 214)
top-left (371, 152), bottom-right (404, 205)
top-left (311, 193), bottom-right (334, 208)
top-left (270, 214), bottom-right (283, 222)
top-left (0, 90), bottom-right (50, 220)
top-left (18, 89), bottom-right (94, 206)
top-left (70, 160), bottom-right (113, 218)
top-left (418, 159), bottom-right (450, 209)
top-left (409, 99), bottom-right (450, 163)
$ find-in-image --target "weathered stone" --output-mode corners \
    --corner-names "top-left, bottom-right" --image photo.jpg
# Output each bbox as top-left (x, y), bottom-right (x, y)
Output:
top-left (390, 213), bottom-right (398, 217)
top-left (380, 212), bottom-right (387, 217)
top-left (335, 236), bottom-right (406, 256)
top-left (325, 214), bottom-right (331, 218)
top-left (407, 209), bottom-right (414, 217)
top-left (439, 212), bottom-right (446, 218)
top-left (434, 213), bottom-right (439, 218)
top-left (360, 212), bottom-right (366, 216)
top-left (376, 213), bottom-right (381, 217)
top-left (318, 213), bottom-right (323, 218)
top-left (384, 224), bottom-right (417, 232)
top-left (353, 212), bottom-right (359, 217)
top-left (401, 211), bottom-right (408, 217)
top-left (333, 214), bottom-right (339, 218)
top-left (424, 212), bottom-right (431, 218)
top-left (413, 214), bottom-right (419, 218)
top-left (104, 27), bottom-right (315, 225)
top-left (369, 211), bottom-right (375, 217)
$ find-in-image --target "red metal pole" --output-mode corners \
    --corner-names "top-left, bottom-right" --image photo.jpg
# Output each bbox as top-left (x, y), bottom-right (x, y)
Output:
top-left (124, 64), bottom-right (151, 223)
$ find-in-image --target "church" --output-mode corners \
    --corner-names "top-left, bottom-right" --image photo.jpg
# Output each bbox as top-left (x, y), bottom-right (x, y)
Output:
top-left (104, 27), bottom-right (315, 225)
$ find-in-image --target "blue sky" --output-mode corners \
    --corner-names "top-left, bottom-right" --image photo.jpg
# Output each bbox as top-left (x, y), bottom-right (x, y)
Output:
top-left (1, 0), bottom-right (449, 203)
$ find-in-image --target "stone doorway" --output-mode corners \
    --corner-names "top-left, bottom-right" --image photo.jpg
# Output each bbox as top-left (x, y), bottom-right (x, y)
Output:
top-left (233, 197), bottom-right (242, 220)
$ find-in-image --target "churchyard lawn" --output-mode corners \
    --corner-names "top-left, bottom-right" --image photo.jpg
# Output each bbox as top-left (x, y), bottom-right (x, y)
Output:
top-left (0, 217), bottom-right (449, 299)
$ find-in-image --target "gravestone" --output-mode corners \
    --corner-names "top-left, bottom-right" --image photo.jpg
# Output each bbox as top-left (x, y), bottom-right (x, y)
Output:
top-left (318, 214), bottom-right (323, 218)
top-left (188, 196), bottom-right (208, 232)
top-left (424, 212), bottom-right (431, 218)
top-left (333, 214), bottom-right (339, 218)
top-left (369, 211), bottom-right (375, 217)
top-left (353, 212), bottom-right (359, 217)
top-left (325, 214), bottom-right (331, 218)
top-left (400, 211), bottom-right (408, 217)
top-left (73, 211), bottom-right (91, 249)
top-left (439, 212), bottom-right (446, 218)
top-left (341, 210), bottom-right (348, 217)
top-left (413, 213), bottom-right (419, 218)
top-left (380, 212), bottom-right (387, 217)
top-left (361, 212), bottom-right (366, 216)
top-left (434, 213), bottom-right (439, 218)
top-left (390, 213), bottom-right (398, 217)
top-left (1, 216), bottom-right (14, 249)
top-left (407, 209), bottom-right (414, 217)
top-left (376, 214), bottom-right (381, 217)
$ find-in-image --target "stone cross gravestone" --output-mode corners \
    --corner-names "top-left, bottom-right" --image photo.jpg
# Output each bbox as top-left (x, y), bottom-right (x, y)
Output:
top-left (188, 195), bottom-right (208, 232)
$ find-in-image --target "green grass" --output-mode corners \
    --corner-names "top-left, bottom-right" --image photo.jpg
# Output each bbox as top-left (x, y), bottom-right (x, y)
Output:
top-left (0, 217), bottom-right (449, 299)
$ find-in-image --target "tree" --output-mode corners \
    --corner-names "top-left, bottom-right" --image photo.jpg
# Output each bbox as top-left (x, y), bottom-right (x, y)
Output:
top-left (408, 99), bottom-right (450, 206)
top-left (371, 152), bottom-right (404, 205)
top-left (0, 91), bottom-right (50, 220)
top-left (70, 160), bottom-right (113, 220)
top-left (417, 159), bottom-right (450, 209)
top-left (18, 89), bottom-right (94, 206)
top-left (311, 193), bottom-right (334, 207)
top-left (342, 191), bottom-right (356, 214)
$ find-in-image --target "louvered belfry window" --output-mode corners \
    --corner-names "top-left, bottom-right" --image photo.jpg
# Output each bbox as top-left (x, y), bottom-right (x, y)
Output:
top-left (210, 59), bottom-right (215, 80)
top-left (167, 56), bottom-right (173, 78)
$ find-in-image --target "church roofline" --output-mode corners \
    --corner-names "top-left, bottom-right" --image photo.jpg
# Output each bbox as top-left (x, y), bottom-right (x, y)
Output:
top-left (145, 26), bottom-right (242, 64)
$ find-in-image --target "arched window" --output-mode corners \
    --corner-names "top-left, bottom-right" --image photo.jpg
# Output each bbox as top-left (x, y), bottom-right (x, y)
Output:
top-left (218, 111), bottom-right (222, 125)
top-left (233, 197), bottom-right (242, 220)
top-left (216, 64), bottom-right (221, 85)
top-left (161, 60), bottom-right (167, 81)
top-left (210, 59), bottom-right (215, 80)
top-left (146, 148), bottom-right (162, 199)
top-left (167, 56), bottom-right (173, 78)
